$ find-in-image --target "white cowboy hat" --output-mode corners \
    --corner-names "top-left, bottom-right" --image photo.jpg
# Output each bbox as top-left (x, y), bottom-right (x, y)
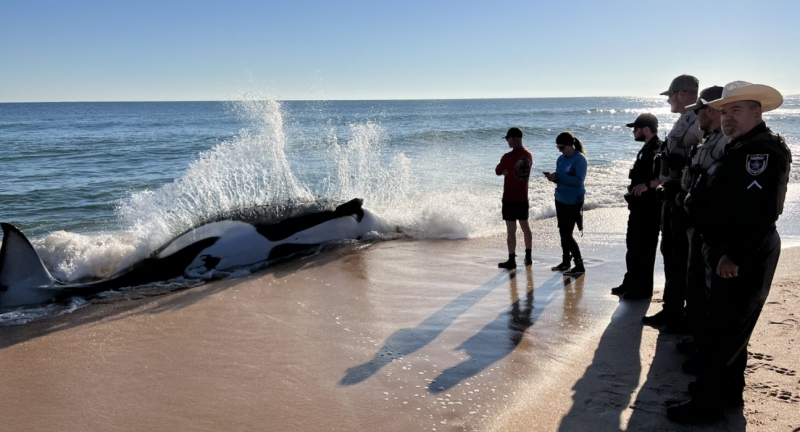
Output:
top-left (705, 81), bottom-right (783, 112)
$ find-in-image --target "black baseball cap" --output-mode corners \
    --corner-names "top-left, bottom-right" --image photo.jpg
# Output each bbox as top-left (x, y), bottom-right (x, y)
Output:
top-left (660, 74), bottom-right (699, 96)
top-left (626, 113), bottom-right (658, 131)
top-left (685, 85), bottom-right (724, 112)
top-left (503, 127), bottom-right (523, 139)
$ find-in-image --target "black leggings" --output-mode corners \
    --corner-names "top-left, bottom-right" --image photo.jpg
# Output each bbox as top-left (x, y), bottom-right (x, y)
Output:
top-left (555, 200), bottom-right (583, 260)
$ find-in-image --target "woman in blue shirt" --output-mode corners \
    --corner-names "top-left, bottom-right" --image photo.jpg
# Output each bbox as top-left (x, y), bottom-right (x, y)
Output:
top-left (545, 132), bottom-right (588, 275)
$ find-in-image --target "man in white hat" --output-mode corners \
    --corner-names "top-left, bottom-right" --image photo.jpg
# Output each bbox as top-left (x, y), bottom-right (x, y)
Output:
top-left (642, 75), bottom-right (704, 331)
top-left (670, 81), bottom-right (792, 423)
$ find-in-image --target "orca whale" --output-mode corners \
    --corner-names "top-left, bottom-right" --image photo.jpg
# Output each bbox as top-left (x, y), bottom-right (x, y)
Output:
top-left (0, 198), bottom-right (389, 308)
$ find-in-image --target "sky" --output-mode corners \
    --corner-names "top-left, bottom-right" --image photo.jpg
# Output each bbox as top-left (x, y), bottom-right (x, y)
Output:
top-left (2, 0), bottom-right (799, 102)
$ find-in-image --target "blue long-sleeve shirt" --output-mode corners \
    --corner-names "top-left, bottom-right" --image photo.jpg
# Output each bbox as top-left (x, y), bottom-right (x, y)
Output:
top-left (554, 152), bottom-right (587, 205)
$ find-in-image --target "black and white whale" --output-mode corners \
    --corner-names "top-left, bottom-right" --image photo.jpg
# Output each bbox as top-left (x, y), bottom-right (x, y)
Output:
top-left (0, 198), bottom-right (391, 308)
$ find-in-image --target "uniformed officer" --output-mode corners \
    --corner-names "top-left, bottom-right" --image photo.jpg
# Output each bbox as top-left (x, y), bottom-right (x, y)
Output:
top-left (669, 81), bottom-right (792, 423)
top-left (642, 75), bottom-right (704, 329)
top-left (611, 114), bottom-right (662, 300)
top-left (678, 86), bottom-right (726, 358)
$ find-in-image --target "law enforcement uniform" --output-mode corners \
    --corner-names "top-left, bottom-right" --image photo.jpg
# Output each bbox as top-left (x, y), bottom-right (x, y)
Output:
top-left (682, 129), bottom-right (727, 342)
top-left (653, 111), bottom-right (703, 322)
top-left (684, 121), bottom-right (792, 411)
top-left (618, 135), bottom-right (662, 297)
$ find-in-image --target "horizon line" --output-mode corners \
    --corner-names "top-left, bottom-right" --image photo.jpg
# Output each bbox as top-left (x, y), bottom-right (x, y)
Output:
top-left (2, 94), bottom-right (798, 104)
top-left (0, 95), bottom-right (719, 104)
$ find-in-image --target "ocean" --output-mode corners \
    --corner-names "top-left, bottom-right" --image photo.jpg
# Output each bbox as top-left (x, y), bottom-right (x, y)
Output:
top-left (2, 96), bottom-right (799, 324)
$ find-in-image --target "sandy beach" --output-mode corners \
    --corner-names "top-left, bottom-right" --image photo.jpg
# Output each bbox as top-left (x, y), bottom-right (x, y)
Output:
top-left (1, 207), bottom-right (798, 432)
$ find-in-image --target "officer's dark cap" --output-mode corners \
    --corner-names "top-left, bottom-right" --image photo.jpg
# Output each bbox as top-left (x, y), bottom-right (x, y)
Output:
top-left (686, 86), bottom-right (724, 112)
top-left (626, 113), bottom-right (658, 131)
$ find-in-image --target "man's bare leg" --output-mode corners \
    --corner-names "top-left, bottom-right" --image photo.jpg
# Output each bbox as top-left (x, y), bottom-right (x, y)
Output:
top-left (519, 220), bottom-right (533, 266)
top-left (499, 221), bottom-right (518, 269)
top-left (506, 220), bottom-right (517, 254)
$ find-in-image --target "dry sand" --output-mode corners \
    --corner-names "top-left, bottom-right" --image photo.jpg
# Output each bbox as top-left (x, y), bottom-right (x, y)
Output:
top-left (1, 208), bottom-right (798, 431)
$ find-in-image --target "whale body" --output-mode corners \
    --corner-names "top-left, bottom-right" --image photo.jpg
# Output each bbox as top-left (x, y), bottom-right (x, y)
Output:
top-left (0, 198), bottom-right (389, 308)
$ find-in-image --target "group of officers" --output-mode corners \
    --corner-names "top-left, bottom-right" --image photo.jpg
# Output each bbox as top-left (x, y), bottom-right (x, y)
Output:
top-left (614, 76), bottom-right (793, 423)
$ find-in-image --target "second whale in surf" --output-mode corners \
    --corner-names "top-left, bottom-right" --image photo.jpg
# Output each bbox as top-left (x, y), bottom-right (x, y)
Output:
top-left (0, 198), bottom-right (390, 308)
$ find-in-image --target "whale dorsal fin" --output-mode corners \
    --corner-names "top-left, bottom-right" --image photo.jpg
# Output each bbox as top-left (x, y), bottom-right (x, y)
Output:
top-left (0, 223), bottom-right (57, 293)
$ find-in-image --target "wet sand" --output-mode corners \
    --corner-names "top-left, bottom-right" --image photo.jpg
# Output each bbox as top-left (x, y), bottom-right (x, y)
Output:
top-left (1, 208), bottom-right (798, 431)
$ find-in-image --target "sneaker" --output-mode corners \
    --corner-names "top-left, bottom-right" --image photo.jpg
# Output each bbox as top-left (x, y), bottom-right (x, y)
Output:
top-left (563, 259), bottom-right (585, 276)
top-left (563, 267), bottom-right (585, 276)
top-left (498, 259), bottom-right (516, 269)
top-left (641, 310), bottom-right (676, 327)
top-left (550, 262), bottom-right (570, 271)
top-left (610, 285), bottom-right (628, 295)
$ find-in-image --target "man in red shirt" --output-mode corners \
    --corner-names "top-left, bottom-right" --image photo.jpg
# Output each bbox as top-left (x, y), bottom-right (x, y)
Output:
top-left (495, 127), bottom-right (534, 269)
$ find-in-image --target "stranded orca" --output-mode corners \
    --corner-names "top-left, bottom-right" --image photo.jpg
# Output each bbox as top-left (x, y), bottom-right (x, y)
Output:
top-left (0, 198), bottom-right (390, 308)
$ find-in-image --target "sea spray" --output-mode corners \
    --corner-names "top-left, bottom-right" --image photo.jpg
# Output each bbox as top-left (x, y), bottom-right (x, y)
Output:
top-left (32, 98), bottom-right (637, 282)
top-left (37, 97), bottom-right (413, 281)
top-left (321, 121), bottom-right (412, 217)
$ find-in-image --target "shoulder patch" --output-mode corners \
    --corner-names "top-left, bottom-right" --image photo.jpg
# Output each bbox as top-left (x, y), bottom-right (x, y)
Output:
top-left (746, 154), bottom-right (768, 176)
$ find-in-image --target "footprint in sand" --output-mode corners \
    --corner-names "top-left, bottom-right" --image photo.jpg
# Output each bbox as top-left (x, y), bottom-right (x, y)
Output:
top-left (749, 382), bottom-right (800, 403)
top-left (749, 352), bottom-right (774, 361)
top-left (770, 390), bottom-right (800, 403)
top-left (769, 318), bottom-right (798, 327)
top-left (747, 361), bottom-right (798, 377)
top-left (763, 363), bottom-right (797, 376)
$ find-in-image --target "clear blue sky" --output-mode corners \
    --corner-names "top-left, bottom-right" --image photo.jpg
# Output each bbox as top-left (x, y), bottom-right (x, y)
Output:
top-left (2, 0), bottom-right (798, 102)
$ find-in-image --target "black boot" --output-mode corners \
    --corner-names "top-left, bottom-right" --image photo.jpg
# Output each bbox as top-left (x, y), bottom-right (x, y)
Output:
top-left (551, 255), bottom-right (570, 271)
top-left (498, 254), bottom-right (516, 269)
top-left (524, 249), bottom-right (533, 266)
top-left (563, 258), bottom-right (585, 276)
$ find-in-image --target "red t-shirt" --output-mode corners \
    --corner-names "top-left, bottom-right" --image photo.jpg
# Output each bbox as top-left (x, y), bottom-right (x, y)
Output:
top-left (495, 146), bottom-right (533, 202)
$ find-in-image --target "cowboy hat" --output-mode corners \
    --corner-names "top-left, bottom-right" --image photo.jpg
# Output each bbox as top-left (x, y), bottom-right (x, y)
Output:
top-left (705, 81), bottom-right (783, 112)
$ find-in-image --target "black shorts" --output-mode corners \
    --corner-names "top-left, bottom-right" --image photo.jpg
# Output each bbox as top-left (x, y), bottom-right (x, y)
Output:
top-left (502, 200), bottom-right (529, 221)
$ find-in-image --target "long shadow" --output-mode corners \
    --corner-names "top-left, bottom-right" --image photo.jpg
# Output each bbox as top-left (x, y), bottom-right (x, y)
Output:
top-left (557, 299), bottom-right (650, 431)
top-left (626, 330), bottom-right (746, 431)
top-left (339, 271), bottom-right (512, 386)
top-left (0, 245), bottom-right (357, 350)
top-left (557, 299), bottom-right (746, 431)
top-left (428, 270), bottom-right (573, 393)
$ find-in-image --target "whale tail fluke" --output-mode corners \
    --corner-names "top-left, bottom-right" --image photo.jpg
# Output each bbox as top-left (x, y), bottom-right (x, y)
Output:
top-left (0, 223), bottom-right (61, 307)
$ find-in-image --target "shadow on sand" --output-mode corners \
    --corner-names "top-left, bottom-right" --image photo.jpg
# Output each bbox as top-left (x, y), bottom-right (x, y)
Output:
top-left (428, 270), bottom-right (578, 393)
top-left (558, 298), bottom-right (746, 431)
top-left (340, 267), bottom-right (578, 390)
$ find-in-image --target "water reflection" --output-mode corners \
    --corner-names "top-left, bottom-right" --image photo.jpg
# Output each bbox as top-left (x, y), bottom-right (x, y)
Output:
top-left (429, 269), bottom-right (569, 393)
top-left (339, 272), bottom-right (509, 386)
